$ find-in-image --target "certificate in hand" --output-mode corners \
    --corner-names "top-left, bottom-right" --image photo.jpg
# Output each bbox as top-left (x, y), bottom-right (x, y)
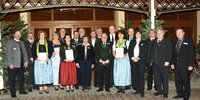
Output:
top-left (65, 49), bottom-right (74, 61)
top-left (115, 48), bottom-right (124, 59)
top-left (38, 52), bottom-right (47, 61)
top-left (54, 47), bottom-right (60, 58)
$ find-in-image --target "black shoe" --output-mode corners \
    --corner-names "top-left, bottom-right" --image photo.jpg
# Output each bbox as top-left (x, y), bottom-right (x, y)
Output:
top-left (105, 89), bottom-right (110, 92)
top-left (55, 87), bottom-right (59, 91)
top-left (117, 89), bottom-right (121, 93)
top-left (163, 94), bottom-right (168, 98)
top-left (121, 89), bottom-right (125, 94)
top-left (75, 85), bottom-right (79, 89)
top-left (44, 90), bottom-right (49, 93)
top-left (19, 91), bottom-right (28, 94)
top-left (132, 91), bottom-right (140, 95)
top-left (66, 90), bottom-right (70, 92)
top-left (147, 88), bottom-right (152, 91)
top-left (82, 88), bottom-right (85, 91)
top-left (97, 88), bottom-right (103, 92)
top-left (153, 92), bottom-right (162, 96)
top-left (173, 95), bottom-right (184, 99)
top-left (28, 88), bottom-right (33, 92)
top-left (59, 87), bottom-right (64, 90)
top-left (71, 89), bottom-right (74, 92)
top-left (11, 94), bottom-right (17, 98)
top-left (141, 94), bottom-right (144, 97)
top-left (87, 86), bottom-right (92, 90)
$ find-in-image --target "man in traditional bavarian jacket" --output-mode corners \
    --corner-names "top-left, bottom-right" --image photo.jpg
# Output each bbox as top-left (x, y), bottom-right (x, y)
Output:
top-left (6, 31), bottom-right (28, 98)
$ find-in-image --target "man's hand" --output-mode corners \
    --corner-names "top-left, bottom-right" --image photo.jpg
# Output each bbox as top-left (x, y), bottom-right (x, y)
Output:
top-left (9, 64), bottom-right (14, 69)
top-left (171, 64), bottom-right (174, 69)
top-left (132, 57), bottom-right (139, 62)
top-left (188, 66), bottom-right (193, 71)
top-left (30, 57), bottom-right (34, 62)
top-left (24, 62), bottom-right (28, 68)
top-left (105, 60), bottom-right (109, 64)
top-left (164, 62), bottom-right (169, 66)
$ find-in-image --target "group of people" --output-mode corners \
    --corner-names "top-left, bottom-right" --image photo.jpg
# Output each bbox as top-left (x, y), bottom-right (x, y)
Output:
top-left (5, 25), bottom-right (194, 100)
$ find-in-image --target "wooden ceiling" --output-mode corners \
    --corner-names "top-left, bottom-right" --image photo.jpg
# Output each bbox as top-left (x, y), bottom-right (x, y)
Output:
top-left (0, 0), bottom-right (200, 14)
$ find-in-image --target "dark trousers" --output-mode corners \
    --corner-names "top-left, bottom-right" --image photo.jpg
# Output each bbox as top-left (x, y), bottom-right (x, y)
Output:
top-left (153, 63), bottom-right (169, 95)
top-left (8, 67), bottom-right (25, 95)
top-left (132, 62), bottom-right (146, 94)
top-left (26, 62), bottom-right (35, 88)
top-left (110, 59), bottom-right (114, 87)
top-left (94, 64), bottom-right (99, 87)
top-left (174, 66), bottom-right (191, 99)
top-left (79, 61), bottom-right (92, 88)
top-left (130, 60), bottom-right (135, 89)
top-left (147, 65), bottom-right (154, 89)
top-left (98, 65), bottom-right (111, 90)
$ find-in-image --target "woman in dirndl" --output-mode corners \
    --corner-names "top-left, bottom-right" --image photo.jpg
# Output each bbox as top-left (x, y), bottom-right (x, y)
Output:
top-left (113, 30), bottom-right (131, 93)
top-left (32, 30), bottom-right (53, 94)
top-left (60, 34), bottom-right (77, 92)
top-left (51, 33), bottom-right (61, 90)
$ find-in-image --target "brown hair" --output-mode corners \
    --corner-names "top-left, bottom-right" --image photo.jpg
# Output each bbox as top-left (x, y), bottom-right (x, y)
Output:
top-left (37, 30), bottom-right (47, 39)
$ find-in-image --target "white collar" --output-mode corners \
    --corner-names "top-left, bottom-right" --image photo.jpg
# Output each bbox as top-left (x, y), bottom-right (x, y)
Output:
top-left (150, 38), bottom-right (155, 40)
top-left (82, 43), bottom-right (90, 46)
top-left (14, 38), bottom-right (20, 42)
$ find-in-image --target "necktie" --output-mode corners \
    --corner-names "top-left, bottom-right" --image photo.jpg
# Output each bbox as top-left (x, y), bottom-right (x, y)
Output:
top-left (176, 40), bottom-right (182, 53)
top-left (103, 42), bottom-right (106, 47)
top-left (112, 35), bottom-right (114, 44)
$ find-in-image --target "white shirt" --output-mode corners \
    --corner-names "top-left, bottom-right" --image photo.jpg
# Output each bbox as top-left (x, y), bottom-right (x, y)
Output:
top-left (109, 34), bottom-right (115, 42)
top-left (82, 43), bottom-right (90, 59)
top-left (91, 38), bottom-right (96, 47)
top-left (150, 38), bottom-right (155, 41)
top-left (134, 39), bottom-right (140, 58)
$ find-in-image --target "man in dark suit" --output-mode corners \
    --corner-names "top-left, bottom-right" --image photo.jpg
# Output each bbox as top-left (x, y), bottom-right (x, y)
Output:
top-left (71, 31), bottom-right (82, 89)
top-left (24, 33), bottom-right (35, 92)
top-left (95, 33), bottom-right (112, 92)
top-left (153, 29), bottom-right (172, 98)
top-left (171, 29), bottom-right (194, 100)
top-left (146, 29), bottom-right (157, 91)
top-left (6, 31), bottom-right (29, 98)
top-left (108, 25), bottom-right (116, 87)
top-left (89, 30), bottom-right (100, 87)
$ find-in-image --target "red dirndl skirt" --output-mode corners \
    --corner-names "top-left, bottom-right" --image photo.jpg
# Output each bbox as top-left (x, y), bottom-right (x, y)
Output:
top-left (60, 61), bottom-right (77, 85)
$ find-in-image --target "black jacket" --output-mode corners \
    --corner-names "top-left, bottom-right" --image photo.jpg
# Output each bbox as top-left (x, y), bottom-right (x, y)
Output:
top-left (24, 40), bottom-right (34, 61)
top-left (128, 39), bottom-right (147, 62)
top-left (154, 38), bottom-right (172, 67)
top-left (32, 40), bottom-right (54, 60)
top-left (60, 43), bottom-right (77, 62)
top-left (76, 43), bottom-right (95, 64)
top-left (171, 38), bottom-right (194, 68)
top-left (146, 38), bottom-right (157, 65)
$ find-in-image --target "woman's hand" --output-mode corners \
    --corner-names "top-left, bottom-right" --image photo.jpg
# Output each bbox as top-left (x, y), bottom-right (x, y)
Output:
top-left (91, 64), bottom-right (94, 69)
